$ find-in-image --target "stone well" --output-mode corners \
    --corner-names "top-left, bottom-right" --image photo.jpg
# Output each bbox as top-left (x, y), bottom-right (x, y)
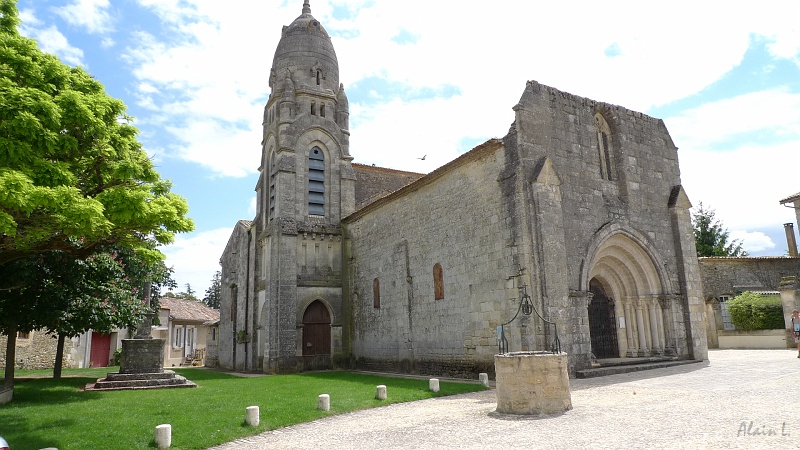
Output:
top-left (494, 351), bottom-right (572, 415)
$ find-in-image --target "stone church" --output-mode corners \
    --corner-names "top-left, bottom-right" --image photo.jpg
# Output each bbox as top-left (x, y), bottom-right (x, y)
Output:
top-left (219, 1), bottom-right (708, 377)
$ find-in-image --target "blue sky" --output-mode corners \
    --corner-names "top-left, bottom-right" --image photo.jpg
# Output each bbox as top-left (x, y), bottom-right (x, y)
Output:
top-left (15, 0), bottom-right (800, 295)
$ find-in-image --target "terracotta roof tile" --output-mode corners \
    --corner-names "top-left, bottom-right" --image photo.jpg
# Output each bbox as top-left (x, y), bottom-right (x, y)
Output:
top-left (159, 297), bottom-right (220, 324)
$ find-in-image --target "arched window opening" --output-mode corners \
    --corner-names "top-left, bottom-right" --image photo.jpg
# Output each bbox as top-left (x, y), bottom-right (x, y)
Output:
top-left (373, 278), bottom-right (381, 309)
top-left (595, 113), bottom-right (613, 181)
top-left (433, 263), bottom-right (444, 300)
top-left (308, 147), bottom-right (325, 215)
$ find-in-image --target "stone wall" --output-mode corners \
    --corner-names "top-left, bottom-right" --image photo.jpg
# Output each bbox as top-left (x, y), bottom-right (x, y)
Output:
top-left (698, 257), bottom-right (800, 299)
top-left (0, 331), bottom-right (76, 370)
top-left (344, 140), bottom-right (517, 378)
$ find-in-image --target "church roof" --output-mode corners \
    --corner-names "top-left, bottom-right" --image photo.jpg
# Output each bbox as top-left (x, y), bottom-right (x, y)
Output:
top-left (272, 1), bottom-right (339, 92)
top-left (159, 297), bottom-right (220, 324)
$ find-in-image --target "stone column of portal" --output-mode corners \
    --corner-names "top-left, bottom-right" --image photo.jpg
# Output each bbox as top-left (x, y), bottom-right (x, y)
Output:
top-left (656, 298), bottom-right (667, 354)
top-left (648, 297), bottom-right (661, 354)
top-left (635, 300), bottom-right (649, 356)
top-left (624, 300), bottom-right (637, 357)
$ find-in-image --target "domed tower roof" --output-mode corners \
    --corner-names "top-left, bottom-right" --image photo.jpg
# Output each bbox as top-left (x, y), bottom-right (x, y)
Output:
top-left (271, 1), bottom-right (339, 93)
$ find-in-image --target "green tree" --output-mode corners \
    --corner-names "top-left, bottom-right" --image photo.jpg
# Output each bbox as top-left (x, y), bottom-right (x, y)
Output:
top-left (0, 0), bottom-right (193, 269)
top-left (726, 292), bottom-right (784, 331)
top-left (691, 203), bottom-right (747, 257)
top-left (203, 270), bottom-right (222, 309)
top-left (0, 1), bottom-right (193, 391)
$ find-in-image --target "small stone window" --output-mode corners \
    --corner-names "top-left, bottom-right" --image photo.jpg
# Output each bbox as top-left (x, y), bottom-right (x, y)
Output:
top-left (311, 102), bottom-right (316, 116)
top-left (316, 70), bottom-right (321, 86)
top-left (595, 113), bottom-right (613, 181)
top-left (373, 278), bottom-right (381, 309)
top-left (320, 103), bottom-right (326, 118)
top-left (433, 263), bottom-right (444, 300)
top-left (17, 331), bottom-right (30, 340)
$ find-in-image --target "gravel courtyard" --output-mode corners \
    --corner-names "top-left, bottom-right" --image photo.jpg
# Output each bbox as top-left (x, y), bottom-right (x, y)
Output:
top-left (210, 349), bottom-right (798, 449)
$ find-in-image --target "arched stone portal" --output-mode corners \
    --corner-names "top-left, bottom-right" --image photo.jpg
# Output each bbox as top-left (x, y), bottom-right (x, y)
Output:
top-left (587, 232), bottom-right (672, 358)
top-left (302, 300), bottom-right (331, 370)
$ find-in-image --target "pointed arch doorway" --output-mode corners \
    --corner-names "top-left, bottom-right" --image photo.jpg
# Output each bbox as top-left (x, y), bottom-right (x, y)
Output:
top-left (588, 279), bottom-right (619, 358)
top-left (302, 300), bottom-right (331, 370)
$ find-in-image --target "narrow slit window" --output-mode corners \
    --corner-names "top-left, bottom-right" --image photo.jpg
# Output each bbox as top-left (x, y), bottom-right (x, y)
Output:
top-left (311, 102), bottom-right (316, 116)
top-left (320, 103), bottom-right (326, 118)
top-left (316, 70), bottom-right (321, 85)
top-left (373, 278), bottom-right (381, 309)
top-left (433, 263), bottom-right (444, 300)
top-left (595, 113), bottom-right (613, 181)
top-left (308, 147), bottom-right (325, 215)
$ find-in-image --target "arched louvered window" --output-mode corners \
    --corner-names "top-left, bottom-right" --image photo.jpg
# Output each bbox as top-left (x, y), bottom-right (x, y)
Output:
top-left (308, 147), bottom-right (325, 215)
top-left (268, 152), bottom-right (276, 221)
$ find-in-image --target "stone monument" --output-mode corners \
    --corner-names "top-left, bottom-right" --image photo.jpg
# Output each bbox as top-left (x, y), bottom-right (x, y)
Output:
top-left (91, 284), bottom-right (195, 390)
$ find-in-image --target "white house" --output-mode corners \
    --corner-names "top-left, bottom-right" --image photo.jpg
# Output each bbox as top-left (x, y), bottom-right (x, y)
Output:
top-left (154, 297), bottom-right (220, 367)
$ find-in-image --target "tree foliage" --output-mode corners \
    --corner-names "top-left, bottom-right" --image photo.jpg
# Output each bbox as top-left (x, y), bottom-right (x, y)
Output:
top-left (0, 0), bottom-right (194, 270)
top-left (203, 270), bottom-right (222, 309)
top-left (0, 1), bottom-right (192, 389)
top-left (727, 292), bottom-right (784, 331)
top-left (691, 203), bottom-right (747, 257)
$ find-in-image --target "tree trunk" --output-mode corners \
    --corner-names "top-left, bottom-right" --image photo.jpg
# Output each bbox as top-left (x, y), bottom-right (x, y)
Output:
top-left (53, 333), bottom-right (66, 379)
top-left (3, 324), bottom-right (17, 389)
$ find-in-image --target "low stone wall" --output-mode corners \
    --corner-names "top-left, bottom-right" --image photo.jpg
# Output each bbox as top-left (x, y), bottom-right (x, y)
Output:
top-left (0, 333), bottom-right (76, 370)
top-left (717, 330), bottom-right (787, 349)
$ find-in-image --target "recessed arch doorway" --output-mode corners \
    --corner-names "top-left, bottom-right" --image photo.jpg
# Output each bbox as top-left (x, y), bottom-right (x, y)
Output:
top-left (302, 300), bottom-right (331, 370)
top-left (586, 231), bottom-right (672, 358)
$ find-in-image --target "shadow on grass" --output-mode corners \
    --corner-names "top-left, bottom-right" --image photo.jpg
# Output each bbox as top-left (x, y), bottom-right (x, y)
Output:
top-left (172, 368), bottom-right (244, 382)
top-left (12, 377), bottom-right (104, 405)
top-left (0, 415), bottom-right (78, 450)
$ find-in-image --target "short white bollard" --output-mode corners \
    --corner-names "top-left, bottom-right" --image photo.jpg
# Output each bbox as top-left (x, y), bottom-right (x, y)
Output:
top-left (376, 385), bottom-right (387, 400)
top-left (429, 378), bottom-right (440, 393)
top-left (155, 424), bottom-right (171, 449)
top-left (246, 406), bottom-right (260, 427)
top-left (318, 393), bottom-right (330, 411)
top-left (479, 373), bottom-right (489, 387)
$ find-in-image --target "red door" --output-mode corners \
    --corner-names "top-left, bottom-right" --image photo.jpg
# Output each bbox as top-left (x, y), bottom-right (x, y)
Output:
top-left (90, 333), bottom-right (112, 367)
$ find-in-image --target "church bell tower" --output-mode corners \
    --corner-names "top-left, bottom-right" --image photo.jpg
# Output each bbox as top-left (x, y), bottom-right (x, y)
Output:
top-left (253, 0), bottom-right (355, 372)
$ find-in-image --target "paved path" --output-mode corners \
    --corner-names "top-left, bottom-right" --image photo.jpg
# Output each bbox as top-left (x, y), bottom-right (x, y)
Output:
top-left (209, 350), bottom-right (799, 449)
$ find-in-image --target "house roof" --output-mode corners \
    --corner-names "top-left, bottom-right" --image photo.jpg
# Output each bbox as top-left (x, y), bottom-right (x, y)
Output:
top-left (159, 297), bottom-right (220, 325)
top-left (780, 192), bottom-right (800, 204)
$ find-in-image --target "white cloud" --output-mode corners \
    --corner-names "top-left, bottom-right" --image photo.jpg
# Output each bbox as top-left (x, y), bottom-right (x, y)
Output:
top-left (54, 0), bottom-right (113, 34)
top-left (160, 227), bottom-right (230, 295)
top-left (730, 230), bottom-right (776, 253)
top-left (666, 89), bottom-right (800, 232)
top-left (26, 25), bottom-right (85, 66)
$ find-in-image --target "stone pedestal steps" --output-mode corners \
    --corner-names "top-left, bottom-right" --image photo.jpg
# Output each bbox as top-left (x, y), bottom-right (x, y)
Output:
top-left (88, 370), bottom-right (197, 390)
top-left (575, 357), bottom-right (702, 378)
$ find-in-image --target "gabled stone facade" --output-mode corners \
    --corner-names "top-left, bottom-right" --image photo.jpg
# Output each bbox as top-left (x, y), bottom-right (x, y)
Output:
top-left (219, 1), bottom-right (708, 377)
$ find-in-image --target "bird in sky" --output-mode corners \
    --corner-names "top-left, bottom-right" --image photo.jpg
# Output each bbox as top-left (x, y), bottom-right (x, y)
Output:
top-left (417, 155), bottom-right (426, 160)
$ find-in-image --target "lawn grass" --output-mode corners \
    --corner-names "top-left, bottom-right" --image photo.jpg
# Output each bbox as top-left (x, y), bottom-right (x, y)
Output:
top-left (0, 367), bottom-right (486, 450)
